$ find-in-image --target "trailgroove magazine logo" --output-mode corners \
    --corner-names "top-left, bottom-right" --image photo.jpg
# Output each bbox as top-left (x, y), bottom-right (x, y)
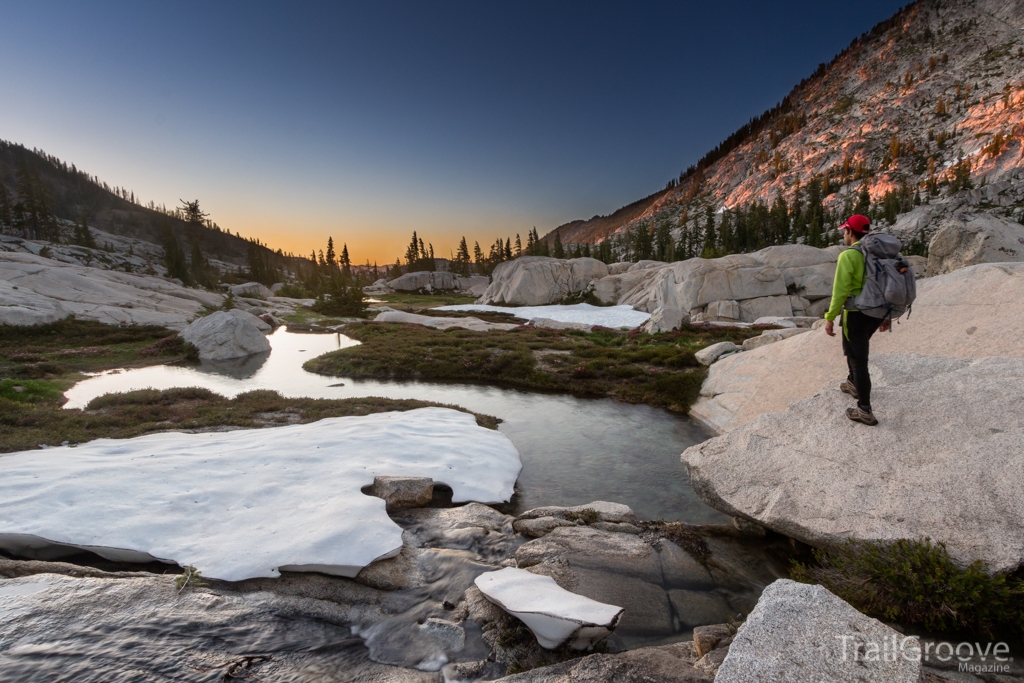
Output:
top-left (837, 635), bottom-right (1013, 673)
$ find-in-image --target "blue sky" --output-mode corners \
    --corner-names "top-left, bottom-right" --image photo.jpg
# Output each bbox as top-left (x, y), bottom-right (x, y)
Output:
top-left (1, 1), bottom-right (906, 263)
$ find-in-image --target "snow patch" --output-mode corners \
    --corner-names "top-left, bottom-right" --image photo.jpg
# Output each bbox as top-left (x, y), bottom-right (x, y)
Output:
top-left (436, 303), bottom-right (650, 329)
top-left (474, 567), bottom-right (623, 649)
top-left (0, 408), bottom-right (521, 582)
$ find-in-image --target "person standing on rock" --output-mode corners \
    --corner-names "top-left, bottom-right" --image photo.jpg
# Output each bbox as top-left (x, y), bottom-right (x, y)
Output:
top-left (824, 215), bottom-right (889, 426)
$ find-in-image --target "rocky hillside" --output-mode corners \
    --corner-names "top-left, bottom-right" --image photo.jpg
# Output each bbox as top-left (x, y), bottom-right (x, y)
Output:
top-left (0, 140), bottom-right (299, 272)
top-left (548, 0), bottom-right (1024, 250)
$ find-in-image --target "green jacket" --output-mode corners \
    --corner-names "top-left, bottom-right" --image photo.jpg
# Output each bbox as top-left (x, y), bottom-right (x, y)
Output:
top-left (824, 243), bottom-right (865, 322)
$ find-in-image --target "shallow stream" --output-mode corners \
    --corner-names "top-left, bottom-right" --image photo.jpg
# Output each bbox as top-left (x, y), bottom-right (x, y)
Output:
top-left (64, 327), bottom-right (726, 523)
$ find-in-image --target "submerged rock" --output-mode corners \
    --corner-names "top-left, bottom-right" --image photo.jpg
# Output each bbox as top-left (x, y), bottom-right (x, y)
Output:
top-left (684, 356), bottom-right (1024, 572)
top-left (179, 310), bottom-right (271, 360)
top-left (716, 579), bottom-right (921, 683)
top-left (474, 567), bottom-right (623, 649)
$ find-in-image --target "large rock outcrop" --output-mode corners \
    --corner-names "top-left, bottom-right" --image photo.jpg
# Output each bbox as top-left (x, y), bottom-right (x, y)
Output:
top-left (592, 245), bottom-right (842, 322)
top-left (179, 310), bottom-right (271, 360)
top-left (684, 355), bottom-right (1024, 572)
top-left (691, 262), bottom-right (1024, 432)
top-left (0, 251), bottom-right (224, 329)
top-left (927, 212), bottom-right (1024, 276)
top-left (715, 580), bottom-right (921, 683)
top-left (478, 257), bottom-right (609, 305)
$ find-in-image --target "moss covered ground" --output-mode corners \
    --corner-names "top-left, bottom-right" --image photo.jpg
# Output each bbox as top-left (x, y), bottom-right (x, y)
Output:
top-left (303, 322), bottom-right (763, 413)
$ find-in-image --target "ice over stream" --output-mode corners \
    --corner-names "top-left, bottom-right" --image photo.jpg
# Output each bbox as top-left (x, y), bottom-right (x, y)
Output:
top-left (0, 408), bottom-right (522, 582)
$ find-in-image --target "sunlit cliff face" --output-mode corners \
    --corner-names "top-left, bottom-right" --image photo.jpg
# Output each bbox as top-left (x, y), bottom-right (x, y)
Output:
top-left (575, 0), bottom-right (1024, 244)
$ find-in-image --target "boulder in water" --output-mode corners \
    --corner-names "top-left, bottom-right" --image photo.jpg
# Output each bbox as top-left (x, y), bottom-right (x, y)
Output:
top-left (179, 310), bottom-right (271, 360)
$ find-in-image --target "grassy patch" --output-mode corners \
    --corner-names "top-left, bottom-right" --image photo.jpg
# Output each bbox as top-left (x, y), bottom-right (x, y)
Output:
top-left (0, 378), bottom-right (67, 404)
top-left (303, 322), bottom-right (762, 413)
top-left (791, 538), bottom-right (1024, 637)
top-left (0, 319), bottom-right (192, 380)
top-left (0, 387), bottom-right (497, 454)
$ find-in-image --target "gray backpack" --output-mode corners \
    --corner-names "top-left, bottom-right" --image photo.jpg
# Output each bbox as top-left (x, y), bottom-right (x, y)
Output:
top-left (846, 233), bottom-right (917, 321)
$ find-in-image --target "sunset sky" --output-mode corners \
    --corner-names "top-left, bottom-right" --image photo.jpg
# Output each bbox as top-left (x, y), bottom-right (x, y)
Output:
top-left (2, 1), bottom-right (905, 264)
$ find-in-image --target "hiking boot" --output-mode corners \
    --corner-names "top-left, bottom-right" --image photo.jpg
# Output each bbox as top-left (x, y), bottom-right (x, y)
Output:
top-left (840, 380), bottom-right (859, 400)
top-left (846, 406), bottom-right (878, 426)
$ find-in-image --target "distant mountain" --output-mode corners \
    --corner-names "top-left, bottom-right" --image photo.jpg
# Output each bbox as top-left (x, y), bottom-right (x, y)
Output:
top-left (0, 140), bottom-right (297, 271)
top-left (545, 0), bottom-right (1024, 250)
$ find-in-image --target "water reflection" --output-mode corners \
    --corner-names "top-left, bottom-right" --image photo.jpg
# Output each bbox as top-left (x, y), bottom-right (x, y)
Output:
top-left (65, 328), bottom-right (726, 523)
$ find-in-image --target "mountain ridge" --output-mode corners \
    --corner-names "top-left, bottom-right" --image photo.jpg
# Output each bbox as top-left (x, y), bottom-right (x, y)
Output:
top-left (544, 0), bottom-right (1024, 248)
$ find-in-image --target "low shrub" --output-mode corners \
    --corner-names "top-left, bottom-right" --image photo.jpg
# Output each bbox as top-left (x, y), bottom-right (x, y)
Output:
top-left (791, 538), bottom-right (1024, 637)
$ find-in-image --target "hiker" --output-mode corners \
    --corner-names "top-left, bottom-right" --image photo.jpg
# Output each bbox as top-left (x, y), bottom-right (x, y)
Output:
top-left (823, 215), bottom-right (889, 426)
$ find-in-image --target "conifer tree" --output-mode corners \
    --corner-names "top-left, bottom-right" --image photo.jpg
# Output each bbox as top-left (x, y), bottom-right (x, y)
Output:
top-left (0, 183), bottom-right (14, 235)
top-left (553, 231), bottom-right (565, 259)
top-left (473, 241), bottom-right (484, 266)
top-left (504, 238), bottom-right (512, 261)
top-left (160, 219), bottom-right (190, 283)
top-left (326, 237), bottom-right (336, 267)
top-left (74, 213), bottom-right (97, 249)
top-left (514, 234), bottom-right (522, 257)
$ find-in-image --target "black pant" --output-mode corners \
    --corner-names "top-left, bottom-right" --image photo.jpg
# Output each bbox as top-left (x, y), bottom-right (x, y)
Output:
top-left (842, 311), bottom-right (883, 411)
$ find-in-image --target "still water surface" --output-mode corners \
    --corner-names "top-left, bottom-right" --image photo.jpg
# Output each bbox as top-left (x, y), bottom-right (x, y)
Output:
top-left (65, 328), bottom-right (724, 523)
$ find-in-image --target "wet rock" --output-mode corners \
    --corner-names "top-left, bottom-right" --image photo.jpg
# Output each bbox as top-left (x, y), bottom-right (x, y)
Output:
top-left (397, 503), bottom-right (520, 565)
top-left (516, 527), bottom-right (660, 583)
top-left (513, 516), bottom-right (577, 538)
top-left (515, 501), bottom-right (637, 530)
top-left (0, 573), bottom-right (440, 682)
top-left (668, 589), bottom-right (734, 629)
top-left (685, 356), bottom-right (1024, 572)
top-left (179, 310), bottom-right (271, 360)
top-left (657, 541), bottom-right (715, 590)
top-left (354, 546), bottom-right (426, 591)
top-left (590, 522), bottom-right (640, 534)
top-left (475, 567), bottom-right (623, 649)
top-left (368, 476), bottom-right (435, 511)
top-left (419, 618), bottom-right (466, 652)
top-left (695, 341), bottom-right (737, 366)
top-left (491, 640), bottom-right (712, 682)
top-left (715, 579), bottom-right (921, 683)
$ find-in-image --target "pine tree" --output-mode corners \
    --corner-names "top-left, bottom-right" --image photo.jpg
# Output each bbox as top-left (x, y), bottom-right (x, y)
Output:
top-left (326, 237), bottom-right (336, 267)
top-left (74, 213), bottom-right (97, 249)
top-left (456, 237), bottom-right (471, 276)
top-left (504, 238), bottom-right (512, 261)
top-left (473, 241), bottom-right (484, 266)
top-left (405, 231), bottom-right (420, 267)
top-left (701, 206), bottom-right (717, 257)
top-left (0, 183), bottom-right (13, 235)
top-left (553, 231), bottom-right (565, 259)
top-left (160, 219), bottom-right (190, 283)
top-left (854, 184), bottom-right (871, 216)
top-left (515, 233), bottom-right (522, 257)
